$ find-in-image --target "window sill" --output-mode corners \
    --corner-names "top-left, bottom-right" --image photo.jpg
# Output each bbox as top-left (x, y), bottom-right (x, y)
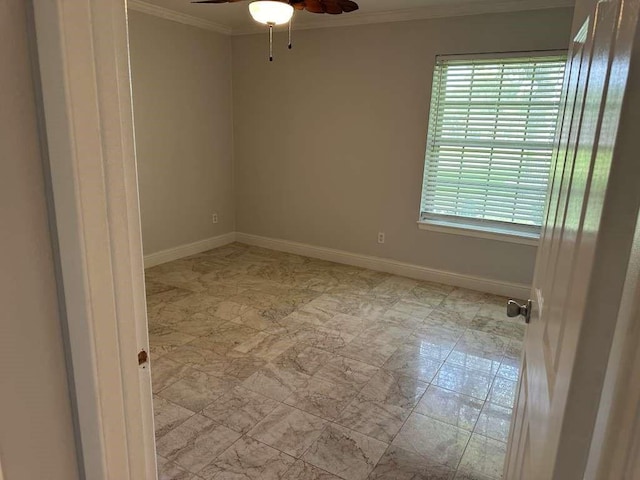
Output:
top-left (417, 219), bottom-right (540, 246)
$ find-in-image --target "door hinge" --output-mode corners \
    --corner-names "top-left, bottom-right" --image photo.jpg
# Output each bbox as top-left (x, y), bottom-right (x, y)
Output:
top-left (138, 349), bottom-right (148, 366)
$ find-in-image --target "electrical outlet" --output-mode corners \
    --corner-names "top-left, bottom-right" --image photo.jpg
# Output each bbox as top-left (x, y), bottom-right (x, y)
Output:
top-left (212, 213), bottom-right (219, 224)
top-left (378, 232), bottom-right (385, 244)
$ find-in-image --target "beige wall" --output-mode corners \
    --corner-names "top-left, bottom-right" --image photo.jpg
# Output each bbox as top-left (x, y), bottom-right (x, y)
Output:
top-left (0, 1), bottom-right (80, 479)
top-left (129, 11), bottom-right (235, 255)
top-left (232, 8), bottom-right (574, 286)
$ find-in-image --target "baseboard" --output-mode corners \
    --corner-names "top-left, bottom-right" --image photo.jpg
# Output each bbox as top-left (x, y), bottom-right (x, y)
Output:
top-left (143, 232), bottom-right (236, 268)
top-left (236, 232), bottom-right (531, 299)
top-left (143, 231), bottom-right (531, 298)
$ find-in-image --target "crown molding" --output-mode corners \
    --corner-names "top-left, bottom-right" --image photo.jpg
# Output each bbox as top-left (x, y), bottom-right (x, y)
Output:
top-left (128, 0), bottom-right (574, 36)
top-left (233, 0), bottom-right (575, 35)
top-left (128, 0), bottom-right (233, 35)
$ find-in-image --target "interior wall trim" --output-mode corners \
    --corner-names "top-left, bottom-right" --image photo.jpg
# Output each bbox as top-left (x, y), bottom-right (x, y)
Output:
top-left (128, 0), bottom-right (574, 36)
top-left (235, 232), bottom-right (530, 298)
top-left (144, 232), bottom-right (531, 297)
top-left (128, 0), bottom-right (232, 35)
top-left (236, 0), bottom-right (576, 34)
top-left (143, 232), bottom-right (237, 268)
top-left (145, 232), bottom-right (529, 298)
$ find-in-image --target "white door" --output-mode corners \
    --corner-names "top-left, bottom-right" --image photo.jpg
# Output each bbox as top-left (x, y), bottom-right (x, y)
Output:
top-left (505, 0), bottom-right (640, 478)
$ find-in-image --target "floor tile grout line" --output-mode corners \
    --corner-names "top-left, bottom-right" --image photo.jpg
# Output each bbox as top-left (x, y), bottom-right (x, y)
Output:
top-left (155, 390), bottom-right (238, 463)
top-left (195, 433), bottom-right (298, 478)
top-left (244, 399), bottom-right (394, 478)
top-left (148, 245), bottom-right (519, 480)
top-left (298, 418), bottom-right (391, 479)
top-left (152, 397), bottom-right (200, 444)
top-left (399, 407), bottom-right (474, 473)
top-left (366, 295), bottom-right (457, 472)
top-left (358, 295), bottom-right (497, 474)
top-left (280, 456), bottom-right (339, 480)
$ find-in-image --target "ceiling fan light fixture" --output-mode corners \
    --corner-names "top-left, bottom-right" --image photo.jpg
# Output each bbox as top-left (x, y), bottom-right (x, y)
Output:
top-left (249, 1), bottom-right (294, 25)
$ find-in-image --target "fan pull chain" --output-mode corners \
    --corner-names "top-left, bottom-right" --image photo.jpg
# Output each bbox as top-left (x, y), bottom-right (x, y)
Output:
top-left (269, 23), bottom-right (273, 62)
top-left (288, 17), bottom-right (292, 49)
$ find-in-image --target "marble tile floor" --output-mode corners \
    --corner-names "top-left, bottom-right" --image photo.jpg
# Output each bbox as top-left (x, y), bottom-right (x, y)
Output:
top-left (146, 243), bottom-right (524, 480)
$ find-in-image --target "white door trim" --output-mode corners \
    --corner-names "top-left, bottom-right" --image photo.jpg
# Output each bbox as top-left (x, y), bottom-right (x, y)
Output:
top-left (585, 206), bottom-right (640, 479)
top-left (32, 0), bottom-right (156, 478)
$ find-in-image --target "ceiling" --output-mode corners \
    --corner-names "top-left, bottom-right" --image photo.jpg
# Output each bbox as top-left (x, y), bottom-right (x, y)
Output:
top-left (130, 0), bottom-right (574, 34)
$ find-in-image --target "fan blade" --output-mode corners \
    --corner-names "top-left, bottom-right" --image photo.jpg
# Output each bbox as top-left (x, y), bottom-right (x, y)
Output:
top-left (191, 0), bottom-right (246, 3)
top-left (190, 0), bottom-right (359, 15)
top-left (323, 1), bottom-right (343, 14)
top-left (295, 0), bottom-right (359, 14)
top-left (302, 0), bottom-right (324, 13)
top-left (339, 0), bottom-right (359, 12)
top-left (290, 0), bottom-right (307, 9)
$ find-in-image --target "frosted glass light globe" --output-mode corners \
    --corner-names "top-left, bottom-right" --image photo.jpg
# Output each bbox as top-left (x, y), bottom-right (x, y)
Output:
top-left (249, 1), bottom-right (294, 25)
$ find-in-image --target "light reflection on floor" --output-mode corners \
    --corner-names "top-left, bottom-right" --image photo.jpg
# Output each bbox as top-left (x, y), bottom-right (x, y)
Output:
top-left (146, 243), bottom-right (523, 480)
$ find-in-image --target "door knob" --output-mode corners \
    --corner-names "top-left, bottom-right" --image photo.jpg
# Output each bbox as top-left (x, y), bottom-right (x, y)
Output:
top-left (507, 299), bottom-right (532, 324)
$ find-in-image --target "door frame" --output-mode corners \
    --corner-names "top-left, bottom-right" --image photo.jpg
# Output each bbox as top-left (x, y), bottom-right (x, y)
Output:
top-left (29, 0), bottom-right (640, 479)
top-left (585, 206), bottom-right (640, 479)
top-left (583, 5), bottom-right (640, 475)
top-left (31, 0), bottom-right (156, 478)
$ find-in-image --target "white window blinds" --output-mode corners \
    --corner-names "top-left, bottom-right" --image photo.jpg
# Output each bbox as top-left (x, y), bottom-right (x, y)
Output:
top-left (420, 54), bottom-right (567, 232)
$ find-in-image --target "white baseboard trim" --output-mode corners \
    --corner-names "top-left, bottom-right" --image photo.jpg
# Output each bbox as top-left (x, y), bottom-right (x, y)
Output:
top-left (236, 232), bottom-right (531, 299)
top-left (143, 232), bottom-right (237, 268)
top-left (143, 231), bottom-right (531, 298)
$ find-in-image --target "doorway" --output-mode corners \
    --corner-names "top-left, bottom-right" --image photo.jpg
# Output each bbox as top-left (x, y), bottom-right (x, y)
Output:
top-left (30, 0), bottom-right (640, 478)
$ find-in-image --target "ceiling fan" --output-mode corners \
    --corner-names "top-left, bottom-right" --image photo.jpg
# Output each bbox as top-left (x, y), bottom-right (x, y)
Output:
top-left (192, 0), bottom-right (360, 60)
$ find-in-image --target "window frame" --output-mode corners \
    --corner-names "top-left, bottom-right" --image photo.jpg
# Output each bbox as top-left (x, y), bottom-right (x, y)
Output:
top-left (418, 50), bottom-right (568, 244)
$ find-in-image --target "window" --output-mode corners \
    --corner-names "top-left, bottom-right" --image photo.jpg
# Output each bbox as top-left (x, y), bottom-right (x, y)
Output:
top-left (419, 53), bottom-right (567, 241)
